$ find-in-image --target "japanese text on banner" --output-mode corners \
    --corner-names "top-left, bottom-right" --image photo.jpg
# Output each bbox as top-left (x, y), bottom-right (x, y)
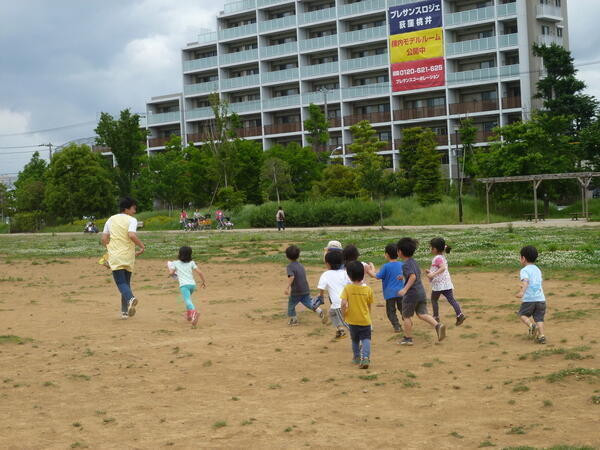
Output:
top-left (389, 27), bottom-right (443, 63)
top-left (388, 0), bottom-right (442, 34)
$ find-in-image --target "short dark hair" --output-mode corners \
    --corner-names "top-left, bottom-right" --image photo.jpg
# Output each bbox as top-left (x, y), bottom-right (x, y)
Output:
top-left (285, 245), bottom-right (300, 260)
top-left (385, 243), bottom-right (398, 259)
top-left (520, 245), bottom-right (538, 263)
top-left (278, 206), bottom-right (283, 210)
top-left (342, 244), bottom-right (360, 264)
top-left (178, 246), bottom-right (193, 263)
top-left (119, 197), bottom-right (137, 212)
top-left (430, 237), bottom-right (451, 254)
top-left (325, 250), bottom-right (343, 270)
top-left (346, 260), bottom-right (364, 282)
top-left (397, 237), bottom-right (418, 257)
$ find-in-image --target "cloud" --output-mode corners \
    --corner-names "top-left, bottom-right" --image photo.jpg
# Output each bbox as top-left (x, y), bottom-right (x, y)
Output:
top-left (0, 109), bottom-right (30, 135)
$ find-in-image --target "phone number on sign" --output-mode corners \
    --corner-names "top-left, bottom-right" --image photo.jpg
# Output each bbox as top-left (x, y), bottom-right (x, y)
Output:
top-left (393, 64), bottom-right (443, 76)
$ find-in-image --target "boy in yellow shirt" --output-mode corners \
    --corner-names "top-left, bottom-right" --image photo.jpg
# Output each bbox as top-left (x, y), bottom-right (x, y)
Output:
top-left (341, 261), bottom-right (374, 369)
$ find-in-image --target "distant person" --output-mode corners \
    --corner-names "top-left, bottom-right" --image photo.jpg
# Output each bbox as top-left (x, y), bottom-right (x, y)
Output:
top-left (426, 237), bottom-right (466, 326)
top-left (316, 250), bottom-right (350, 340)
top-left (276, 206), bottom-right (285, 231)
top-left (515, 245), bottom-right (546, 344)
top-left (215, 209), bottom-right (225, 228)
top-left (397, 237), bottom-right (446, 346)
top-left (179, 209), bottom-right (188, 229)
top-left (102, 197), bottom-right (145, 319)
top-left (167, 246), bottom-right (207, 328)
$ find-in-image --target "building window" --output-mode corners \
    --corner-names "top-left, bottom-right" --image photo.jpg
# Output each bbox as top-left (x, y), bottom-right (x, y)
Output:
top-left (541, 25), bottom-right (551, 35)
top-left (557, 27), bottom-right (563, 37)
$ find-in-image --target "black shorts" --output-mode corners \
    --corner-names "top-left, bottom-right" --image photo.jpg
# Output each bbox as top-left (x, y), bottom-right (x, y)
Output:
top-left (518, 302), bottom-right (546, 322)
top-left (402, 298), bottom-right (428, 318)
top-left (348, 324), bottom-right (372, 342)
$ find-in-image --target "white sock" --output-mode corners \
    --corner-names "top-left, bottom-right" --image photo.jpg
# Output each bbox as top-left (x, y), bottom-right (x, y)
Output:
top-left (316, 307), bottom-right (323, 314)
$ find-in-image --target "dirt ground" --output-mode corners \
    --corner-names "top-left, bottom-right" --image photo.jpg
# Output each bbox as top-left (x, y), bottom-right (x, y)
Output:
top-left (0, 258), bottom-right (599, 449)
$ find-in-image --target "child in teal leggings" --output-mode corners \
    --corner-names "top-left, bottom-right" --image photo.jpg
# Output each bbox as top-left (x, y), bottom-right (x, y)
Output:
top-left (168, 246), bottom-right (207, 327)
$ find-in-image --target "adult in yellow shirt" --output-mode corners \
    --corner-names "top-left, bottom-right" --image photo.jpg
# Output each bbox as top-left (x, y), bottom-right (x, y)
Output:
top-left (341, 261), bottom-right (374, 369)
top-left (101, 197), bottom-right (145, 319)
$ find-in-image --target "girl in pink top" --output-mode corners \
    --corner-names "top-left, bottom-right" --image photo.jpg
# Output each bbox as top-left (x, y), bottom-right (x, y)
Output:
top-left (425, 237), bottom-right (466, 326)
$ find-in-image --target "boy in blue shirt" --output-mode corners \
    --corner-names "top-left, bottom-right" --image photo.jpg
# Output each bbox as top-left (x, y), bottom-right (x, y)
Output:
top-left (516, 245), bottom-right (546, 344)
top-left (366, 243), bottom-right (404, 333)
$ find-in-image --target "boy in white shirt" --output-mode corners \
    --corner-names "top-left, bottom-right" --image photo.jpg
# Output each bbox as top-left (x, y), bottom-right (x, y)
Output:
top-left (317, 251), bottom-right (350, 340)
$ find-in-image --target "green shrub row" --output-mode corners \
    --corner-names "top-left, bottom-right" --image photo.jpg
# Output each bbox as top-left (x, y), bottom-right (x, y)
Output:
top-left (11, 211), bottom-right (46, 233)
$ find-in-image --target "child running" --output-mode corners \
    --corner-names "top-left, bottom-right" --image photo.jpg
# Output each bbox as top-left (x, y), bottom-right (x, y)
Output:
top-left (317, 250), bottom-right (350, 340)
top-left (516, 245), bottom-right (546, 344)
top-left (426, 237), bottom-right (466, 326)
top-left (285, 245), bottom-right (326, 326)
top-left (397, 237), bottom-right (446, 346)
top-left (366, 243), bottom-right (404, 333)
top-left (341, 261), bottom-right (374, 369)
top-left (167, 246), bottom-right (207, 327)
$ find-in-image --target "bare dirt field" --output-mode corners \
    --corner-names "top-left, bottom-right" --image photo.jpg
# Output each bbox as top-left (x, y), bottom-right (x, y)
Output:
top-left (0, 258), bottom-right (599, 449)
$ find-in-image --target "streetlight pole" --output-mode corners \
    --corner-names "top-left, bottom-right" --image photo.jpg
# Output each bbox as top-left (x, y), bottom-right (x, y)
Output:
top-left (455, 129), bottom-right (463, 223)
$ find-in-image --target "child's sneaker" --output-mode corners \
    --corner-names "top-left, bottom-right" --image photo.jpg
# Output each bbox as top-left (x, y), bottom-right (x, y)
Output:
top-left (319, 309), bottom-right (328, 324)
top-left (127, 297), bottom-right (138, 317)
top-left (359, 358), bottom-right (370, 369)
top-left (528, 323), bottom-right (537, 338)
top-left (435, 323), bottom-right (447, 342)
top-left (335, 329), bottom-right (347, 340)
top-left (121, 312), bottom-right (129, 320)
top-left (536, 335), bottom-right (546, 344)
top-left (352, 357), bottom-right (361, 365)
top-left (455, 314), bottom-right (466, 326)
top-left (393, 325), bottom-right (402, 333)
top-left (399, 337), bottom-right (413, 346)
top-left (190, 310), bottom-right (199, 327)
top-left (288, 317), bottom-right (298, 326)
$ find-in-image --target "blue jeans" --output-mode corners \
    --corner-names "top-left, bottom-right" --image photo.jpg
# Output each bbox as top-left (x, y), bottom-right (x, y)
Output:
top-left (277, 220), bottom-right (285, 231)
top-left (112, 269), bottom-right (134, 313)
top-left (349, 324), bottom-right (372, 359)
top-left (288, 294), bottom-right (313, 317)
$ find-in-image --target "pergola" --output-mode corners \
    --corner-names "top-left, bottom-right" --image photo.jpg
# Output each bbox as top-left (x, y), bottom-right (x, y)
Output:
top-left (478, 172), bottom-right (600, 223)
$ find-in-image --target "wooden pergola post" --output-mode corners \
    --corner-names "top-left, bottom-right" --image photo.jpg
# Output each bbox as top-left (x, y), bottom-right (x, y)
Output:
top-left (533, 179), bottom-right (542, 223)
top-left (485, 181), bottom-right (494, 224)
top-left (577, 176), bottom-right (592, 221)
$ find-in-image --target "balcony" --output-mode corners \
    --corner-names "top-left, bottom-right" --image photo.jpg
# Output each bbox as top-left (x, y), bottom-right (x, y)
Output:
top-left (260, 41), bottom-right (297, 59)
top-left (219, 48), bottom-right (258, 66)
top-left (187, 132), bottom-right (212, 143)
top-left (537, 34), bottom-right (564, 46)
top-left (343, 82), bottom-right (389, 99)
top-left (148, 136), bottom-right (177, 147)
top-left (497, 2), bottom-right (517, 17)
top-left (236, 126), bottom-right (263, 137)
top-left (299, 34), bottom-right (338, 52)
top-left (184, 81), bottom-right (219, 96)
top-left (339, 26), bottom-right (386, 45)
top-left (399, 135), bottom-right (448, 147)
top-left (187, 107), bottom-right (214, 120)
top-left (197, 31), bottom-right (218, 43)
top-left (445, 6), bottom-right (495, 27)
top-left (261, 67), bottom-right (299, 84)
top-left (393, 105), bottom-right (446, 121)
top-left (451, 130), bottom-right (498, 144)
top-left (339, 0), bottom-right (386, 18)
top-left (259, 15), bottom-right (296, 33)
top-left (449, 99), bottom-right (499, 115)
top-left (264, 122), bottom-right (302, 134)
top-left (499, 33), bottom-right (519, 48)
top-left (446, 37), bottom-right (496, 57)
top-left (230, 100), bottom-right (262, 114)
top-left (218, 23), bottom-right (257, 41)
top-left (536, 4), bottom-right (563, 22)
top-left (500, 64), bottom-right (520, 78)
top-left (299, 7), bottom-right (336, 25)
top-left (183, 56), bottom-right (218, 72)
top-left (257, 0), bottom-right (292, 7)
top-left (147, 111), bottom-right (181, 125)
top-left (447, 65), bottom-right (520, 85)
top-left (344, 111), bottom-right (391, 126)
top-left (300, 61), bottom-right (338, 78)
top-left (340, 53), bottom-right (388, 72)
top-left (302, 89), bottom-right (341, 104)
top-left (220, 74), bottom-right (261, 90)
top-left (222, 0), bottom-right (256, 15)
top-left (263, 94), bottom-right (301, 110)
top-left (502, 96), bottom-right (521, 109)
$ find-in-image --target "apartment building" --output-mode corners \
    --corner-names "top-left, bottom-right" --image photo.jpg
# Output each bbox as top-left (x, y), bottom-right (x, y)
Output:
top-left (145, 0), bottom-right (568, 177)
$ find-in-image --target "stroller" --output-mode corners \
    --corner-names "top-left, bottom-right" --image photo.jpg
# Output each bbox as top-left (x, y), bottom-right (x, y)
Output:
top-left (217, 216), bottom-right (234, 231)
top-left (198, 214), bottom-right (212, 230)
top-left (83, 217), bottom-right (99, 233)
top-left (185, 217), bottom-right (199, 231)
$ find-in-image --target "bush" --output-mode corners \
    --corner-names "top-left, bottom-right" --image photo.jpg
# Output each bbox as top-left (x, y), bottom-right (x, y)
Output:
top-left (246, 199), bottom-right (391, 227)
top-left (11, 211), bottom-right (45, 233)
top-left (217, 187), bottom-right (246, 212)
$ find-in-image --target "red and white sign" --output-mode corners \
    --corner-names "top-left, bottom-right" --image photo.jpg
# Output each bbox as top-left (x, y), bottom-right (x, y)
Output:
top-left (391, 57), bottom-right (445, 92)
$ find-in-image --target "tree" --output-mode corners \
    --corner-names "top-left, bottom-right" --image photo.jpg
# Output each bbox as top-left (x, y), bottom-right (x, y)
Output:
top-left (150, 136), bottom-right (193, 211)
top-left (303, 103), bottom-right (329, 161)
top-left (44, 144), bottom-right (116, 222)
top-left (458, 118), bottom-right (478, 178)
top-left (260, 157), bottom-right (295, 203)
top-left (216, 186), bottom-right (246, 211)
top-left (231, 139), bottom-right (264, 204)
top-left (95, 109), bottom-right (147, 196)
top-left (398, 127), bottom-right (424, 193)
top-left (311, 165), bottom-right (359, 198)
top-left (0, 182), bottom-right (14, 221)
top-left (413, 129), bottom-right (442, 206)
top-left (533, 43), bottom-right (598, 132)
top-left (13, 151), bottom-right (47, 212)
top-left (580, 117), bottom-right (600, 172)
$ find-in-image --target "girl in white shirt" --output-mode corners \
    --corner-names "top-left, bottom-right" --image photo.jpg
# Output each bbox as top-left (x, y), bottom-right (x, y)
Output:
top-left (168, 246), bottom-right (207, 327)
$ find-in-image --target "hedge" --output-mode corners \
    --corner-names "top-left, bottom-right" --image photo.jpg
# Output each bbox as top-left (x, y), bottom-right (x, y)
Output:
top-left (11, 211), bottom-right (45, 233)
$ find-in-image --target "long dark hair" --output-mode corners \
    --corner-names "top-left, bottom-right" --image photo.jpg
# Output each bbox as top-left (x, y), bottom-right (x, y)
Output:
top-left (178, 246), bottom-right (193, 262)
top-left (430, 237), bottom-right (451, 254)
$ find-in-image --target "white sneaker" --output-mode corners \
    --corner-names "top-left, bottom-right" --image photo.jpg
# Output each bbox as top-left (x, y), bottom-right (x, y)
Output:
top-left (121, 312), bottom-right (129, 320)
top-left (127, 297), bottom-right (138, 317)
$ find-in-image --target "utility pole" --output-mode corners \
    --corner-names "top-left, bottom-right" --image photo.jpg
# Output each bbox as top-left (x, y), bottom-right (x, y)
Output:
top-left (39, 143), bottom-right (53, 160)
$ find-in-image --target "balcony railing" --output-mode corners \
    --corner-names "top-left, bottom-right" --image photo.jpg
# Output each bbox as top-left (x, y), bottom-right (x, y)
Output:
top-left (260, 41), bottom-right (298, 59)
top-left (300, 61), bottom-right (338, 78)
top-left (148, 136), bottom-right (177, 147)
top-left (187, 107), bottom-right (214, 120)
top-left (230, 100), bottom-right (262, 114)
top-left (328, 118), bottom-right (342, 128)
top-left (236, 126), bottom-right (263, 137)
top-left (147, 111), bottom-right (181, 125)
top-left (183, 56), bottom-right (218, 72)
top-left (220, 74), bottom-right (261, 90)
top-left (393, 105), bottom-right (446, 121)
top-left (498, 33), bottom-right (519, 48)
top-left (339, 26), bottom-right (386, 45)
top-left (263, 94), bottom-right (301, 110)
top-left (339, 0), bottom-right (386, 17)
top-left (447, 65), bottom-right (520, 85)
top-left (344, 111), bottom-right (391, 126)
top-left (187, 132), bottom-right (212, 143)
top-left (257, 0), bottom-right (292, 7)
top-left (497, 1), bottom-right (517, 17)
top-left (340, 53), bottom-right (388, 72)
top-left (197, 31), bottom-right (218, 43)
top-left (218, 23), bottom-right (257, 41)
top-left (449, 99), bottom-right (499, 115)
top-left (302, 89), bottom-right (340, 104)
top-left (446, 36), bottom-right (496, 57)
top-left (219, 48), bottom-right (258, 66)
top-left (299, 7), bottom-right (336, 25)
top-left (445, 6), bottom-right (495, 27)
top-left (184, 81), bottom-right (219, 96)
top-left (537, 35), bottom-right (563, 46)
top-left (264, 122), bottom-right (302, 134)
top-left (400, 135), bottom-right (448, 147)
top-left (261, 67), bottom-right (299, 84)
top-left (502, 96), bottom-right (522, 109)
top-left (536, 4), bottom-right (563, 21)
top-left (259, 15), bottom-right (297, 33)
top-left (344, 82), bottom-right (389, 99)
top-left (451, 130), bottom-right (498, 144)
top-left (222, 0), bottom-right (256, 15)
top-left (500, 64), bottom-right (520, 77)
top-left (299, 34), bottom-right (338, 51)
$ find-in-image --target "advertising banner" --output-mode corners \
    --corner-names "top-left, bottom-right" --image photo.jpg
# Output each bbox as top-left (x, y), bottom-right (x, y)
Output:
top-left (388, 0), bottom-right (445, 92)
